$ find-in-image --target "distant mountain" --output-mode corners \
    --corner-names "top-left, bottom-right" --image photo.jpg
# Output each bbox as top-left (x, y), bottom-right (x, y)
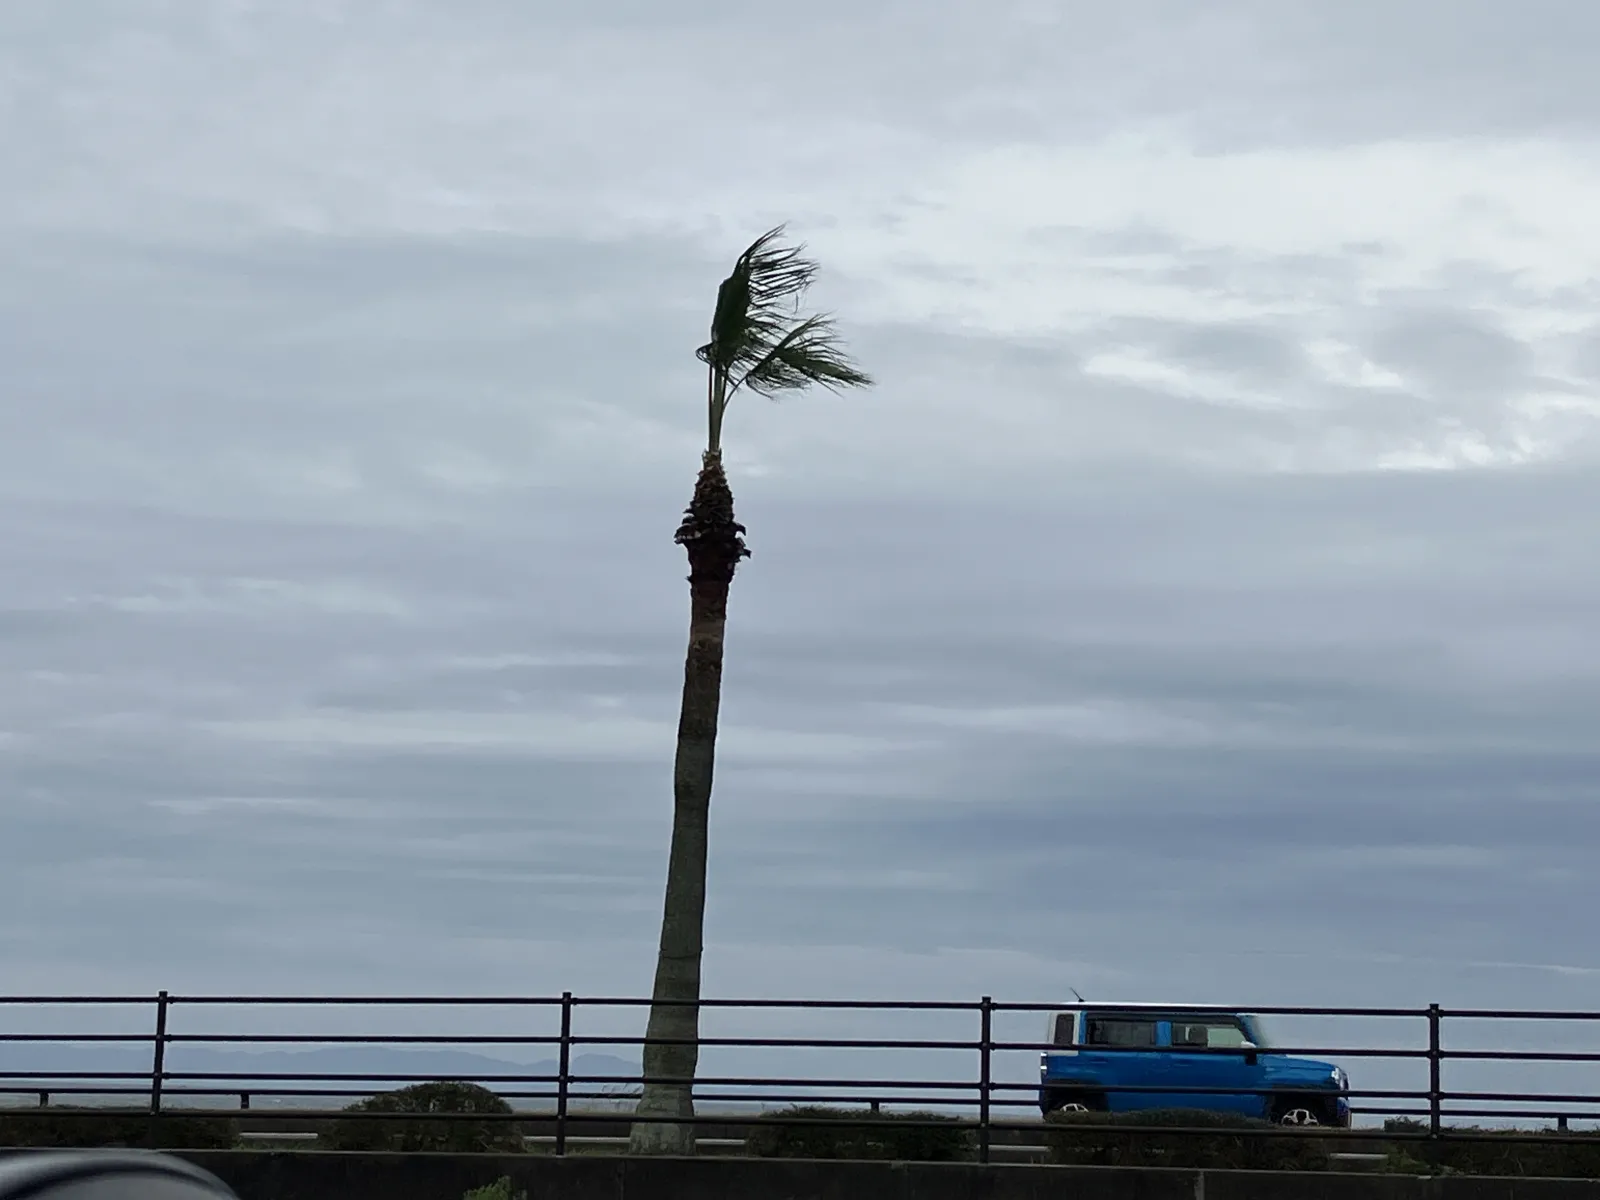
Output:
top-left (0, 1043), bottom-right (638, 1109)
top-left (0, 1043), bottom-right (978, 1116)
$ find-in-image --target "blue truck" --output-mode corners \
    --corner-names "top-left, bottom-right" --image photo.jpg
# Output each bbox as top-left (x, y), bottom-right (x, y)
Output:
top-left (1039, 1005), bottom-right (1352, 1127)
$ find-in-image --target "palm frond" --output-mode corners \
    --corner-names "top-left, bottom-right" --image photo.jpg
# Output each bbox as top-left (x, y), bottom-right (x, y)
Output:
top-left (735, 314), bottom-right (875, 397)
top-left (700, 225), bottom-right (819, 376)
top-left (740, 227), bottom-right (819, 310)
top-left (698, 224), bottom-right (871, 449)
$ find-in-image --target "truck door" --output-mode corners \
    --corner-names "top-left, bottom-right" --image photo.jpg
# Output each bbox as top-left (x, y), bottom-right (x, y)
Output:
top-left (1079, 1013), bottom-right (1162, 1113)
top-left (1163, 1016), bottom-right (1265, 1116)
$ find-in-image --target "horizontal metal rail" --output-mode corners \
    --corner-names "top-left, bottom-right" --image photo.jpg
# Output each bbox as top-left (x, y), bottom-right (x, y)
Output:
top-left (3, 991), bottom-right (1599, 1161)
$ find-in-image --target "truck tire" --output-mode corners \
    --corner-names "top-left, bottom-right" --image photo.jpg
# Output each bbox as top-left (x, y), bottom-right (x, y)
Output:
top-left (1045, 1089), bottom-right (1107, 1115)
top-left (1270, 1094), bottom-right (1335, 1126)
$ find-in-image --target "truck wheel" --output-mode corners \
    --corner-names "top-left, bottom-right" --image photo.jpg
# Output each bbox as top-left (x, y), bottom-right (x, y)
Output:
top-left (1047, 1091), bottom-right (1106, 1115)
top-left (1271, 1096), bottom-right (1331, 1126)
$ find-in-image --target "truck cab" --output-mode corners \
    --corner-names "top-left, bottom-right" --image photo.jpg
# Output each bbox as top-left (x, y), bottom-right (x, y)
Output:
top-left (1039, 1005), bottom-right (1351, 1127)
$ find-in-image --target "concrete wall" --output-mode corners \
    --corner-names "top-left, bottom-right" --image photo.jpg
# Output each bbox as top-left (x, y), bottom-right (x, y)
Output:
top-left (171, 1151), bottom-right (1600, 1200)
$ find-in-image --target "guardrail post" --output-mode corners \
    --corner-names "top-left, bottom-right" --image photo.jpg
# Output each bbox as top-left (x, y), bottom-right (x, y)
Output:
top-left (36, 1091), bottom-right (47, 1108)
top-left (1426, 1003), bottom-right (1442, 1139)
top-left (555, 992), bottom-right (573, 1157)
top-left (146, 990), bottom-right (170, 1149)
top-left (978, 996), bottom-right (993, 1165)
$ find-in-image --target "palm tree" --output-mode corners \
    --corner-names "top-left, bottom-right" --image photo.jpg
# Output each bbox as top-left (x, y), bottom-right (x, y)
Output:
top-left (627, 227), bottom-right (873, 1155)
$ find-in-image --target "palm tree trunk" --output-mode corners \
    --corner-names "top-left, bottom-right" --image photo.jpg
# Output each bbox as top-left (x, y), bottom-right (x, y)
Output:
top-left (629, 452), bottom-right (748, 1155)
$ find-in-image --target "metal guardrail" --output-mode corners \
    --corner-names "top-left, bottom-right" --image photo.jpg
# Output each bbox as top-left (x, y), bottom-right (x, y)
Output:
top-left (1, 993), bottom-right (1597, 1163)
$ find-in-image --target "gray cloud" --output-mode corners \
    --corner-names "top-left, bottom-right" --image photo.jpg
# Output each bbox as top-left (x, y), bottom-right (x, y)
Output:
top-left (1145, 320), bottom-right (1311, 385)
top-left (1364, 307), bottom-right (1534, 404)
top-left (1, 0), bottom-right (1598, 1128)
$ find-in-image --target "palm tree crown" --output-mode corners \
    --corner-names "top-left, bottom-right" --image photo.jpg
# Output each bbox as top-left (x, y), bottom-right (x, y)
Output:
top-left (697, 226), bottom-right (874, 453)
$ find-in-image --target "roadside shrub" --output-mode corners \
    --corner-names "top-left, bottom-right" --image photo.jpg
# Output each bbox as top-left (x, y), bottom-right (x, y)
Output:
top-left (1377, 1119), bottom-right (1600, 1179)
top-left (1377, 1118), bottom-right (1440, 1175)
top-left (0, 1107), bottom-right (238, 1149)
top-left (745, 1105), bottom-right (975, 1162)
top-left (1383, 1118), bottom-right (1429, 1133)
top-left (463, 1177), bottom-right (526, 1200)
top-left (320, 1081), bottom-right (523, 1153)
top-left (1044, 1107), bottom-right (1330, 1171)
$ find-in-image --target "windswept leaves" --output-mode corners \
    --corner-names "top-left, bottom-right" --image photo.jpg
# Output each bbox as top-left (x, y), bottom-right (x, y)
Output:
top-left (740, 313), bottom-right (875, 396)
top-left (697, 224), bottom-right (871, 445)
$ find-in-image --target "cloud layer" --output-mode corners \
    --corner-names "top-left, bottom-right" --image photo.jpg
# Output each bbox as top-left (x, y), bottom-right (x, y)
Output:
top-left (2, 0), bottom-right (1597, 1122)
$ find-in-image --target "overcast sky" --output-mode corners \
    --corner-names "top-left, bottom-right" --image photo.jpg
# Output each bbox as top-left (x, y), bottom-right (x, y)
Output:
top-left (2, 0), bottom-right (1599, 1114)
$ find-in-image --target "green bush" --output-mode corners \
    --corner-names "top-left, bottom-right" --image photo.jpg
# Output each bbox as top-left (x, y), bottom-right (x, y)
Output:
top-left (0, 1107), bottom-right (239, 1149)
top-left (320, 1081), bottom-right (524, 1153)
top-left (1043, 1107), bottom-right (1330, 1171)
top-left (744, 1105), bottom-right (976, 1162)
top-left (1383, 1118), bottom-right (1429, 1133)
top-left (1376, 1119), bottom-right (1600, 1179)
top-left (462, 1177), bottom-right (526, 1200)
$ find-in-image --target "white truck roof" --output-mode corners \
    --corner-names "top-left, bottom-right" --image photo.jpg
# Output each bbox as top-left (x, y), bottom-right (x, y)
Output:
top-left (1052, 1002), bottom-right (1250, 1010)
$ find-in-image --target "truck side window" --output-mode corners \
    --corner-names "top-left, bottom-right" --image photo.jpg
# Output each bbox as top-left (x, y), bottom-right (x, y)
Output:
top-left (1053, 1013), bottom-right (1078, 1047)
top-left (1174, 1020), bottom-right (1250, 1048)
top-left (1205, 1023), bottom-right (1250, 1048)
top-left (1084, 1017), bottom-right (1157, 1047)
